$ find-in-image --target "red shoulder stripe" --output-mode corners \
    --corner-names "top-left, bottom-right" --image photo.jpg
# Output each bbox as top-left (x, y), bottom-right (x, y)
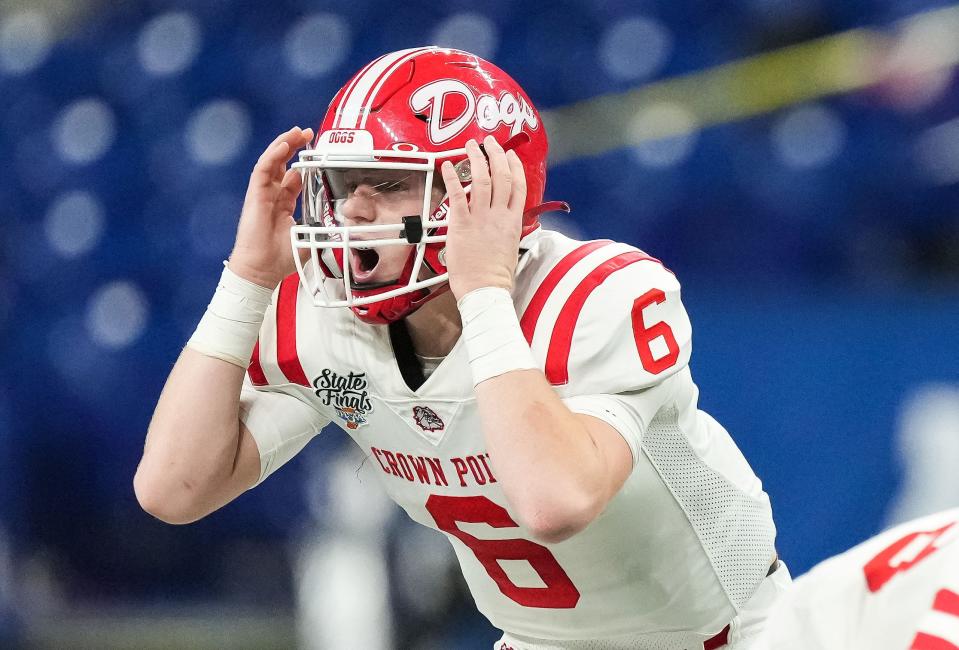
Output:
top-left (247, 340), bottom-right (268, 386)
top-left (910, 632), bottom-right (958, 650)
top-left (545, 251), bottom-right (656, 385)
top-left (934, 588), bottom-right (959, 617)
top-left (276, 273), bottom-right (311, 386)
top-left (520, 240), bottom-right (612, 343)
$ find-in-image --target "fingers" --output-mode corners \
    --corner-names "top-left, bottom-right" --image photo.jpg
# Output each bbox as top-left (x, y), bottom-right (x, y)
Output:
top-left (266, 125), bottom-right (306, 151)
top-left (464, 139), bottom-right (491, 209)
top-left (273, 168), bottom-right (303, 222)
top-left (269, 126), bottom-right (314, 179)
top-left (445, 136), bottom-right (527, 220)
top-left (278, 127), bottom-right (313, 175)
top-left (252, 138), bottom-right (288, 185)
top-left (506, 149), bottom-right (527, 212)
top-left (440, 160), bottom-right (469, 220)
top-left (484, 135), bottom-right (512, 207)
top-left (251, 126), bottom-right (314, 190)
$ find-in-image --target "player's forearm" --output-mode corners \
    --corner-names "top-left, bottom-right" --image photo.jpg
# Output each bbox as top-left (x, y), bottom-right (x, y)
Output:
top-left (135, 260), bottom-right (275, 522)
top-left (475, 370), bottom-right (611, 543)
top-left (134, 348), bottom-right (248, 523)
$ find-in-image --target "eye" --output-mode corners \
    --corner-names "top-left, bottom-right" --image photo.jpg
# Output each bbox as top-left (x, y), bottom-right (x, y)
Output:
top-left (382, 181), bottom-right (408, 193)
top-left (324, 172), bottom-right (354, 198)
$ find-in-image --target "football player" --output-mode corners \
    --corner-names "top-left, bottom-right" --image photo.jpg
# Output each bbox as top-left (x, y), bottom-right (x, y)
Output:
top-left (135, 47), bottom-right (788, 649)
top-left (755, 508), bottom-right (959, 650)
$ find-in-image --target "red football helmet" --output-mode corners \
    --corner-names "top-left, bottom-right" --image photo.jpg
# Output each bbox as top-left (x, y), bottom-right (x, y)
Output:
top-left (291, 46), bottom-right (564, 324)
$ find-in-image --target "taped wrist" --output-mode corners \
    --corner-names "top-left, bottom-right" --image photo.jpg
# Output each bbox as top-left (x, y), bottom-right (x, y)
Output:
top-left (186, 263), bottom-right (274, 368)
top-left (458, 287), bottom-right (537, 387)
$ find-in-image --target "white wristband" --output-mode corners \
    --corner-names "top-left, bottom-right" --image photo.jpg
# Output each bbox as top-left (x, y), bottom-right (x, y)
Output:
top-left (458, 287), bottom-right (537, 387)
top-left (186, 264), bottom-right (275, 369)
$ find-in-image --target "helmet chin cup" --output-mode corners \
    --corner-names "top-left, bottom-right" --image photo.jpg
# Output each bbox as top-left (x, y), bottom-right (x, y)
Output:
top-left (351, 282), bottom-right (450, 325)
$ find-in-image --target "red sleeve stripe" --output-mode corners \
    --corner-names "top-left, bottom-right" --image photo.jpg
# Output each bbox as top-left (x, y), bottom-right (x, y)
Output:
top-left (934, 589), bottom-right (959, 617)
top-left (519, 240), bottom-right (612, 343)
top-left (276, 273), bottom-right (311, 386)
top-left (545, 251), bottom-right (656, 386)
top-left (247, 339), bottom-right (268, 386)
top-left (910, 632), bottom-right (959, 650)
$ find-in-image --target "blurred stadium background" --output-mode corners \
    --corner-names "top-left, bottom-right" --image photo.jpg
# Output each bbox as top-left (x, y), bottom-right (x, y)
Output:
top-left (0, 0), bottom-right (957, 647)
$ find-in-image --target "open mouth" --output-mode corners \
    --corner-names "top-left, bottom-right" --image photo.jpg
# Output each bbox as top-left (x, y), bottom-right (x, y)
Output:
top-left (350, 247), bottom-right (380, 282)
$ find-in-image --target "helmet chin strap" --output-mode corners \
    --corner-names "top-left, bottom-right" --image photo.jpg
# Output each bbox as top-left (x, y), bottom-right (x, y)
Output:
top-left (524, 200), bottom-right (570, 222)
top-left (408, 280), bottom-right (451, 311)
top-left (349, 278), bottom-right (398, 290)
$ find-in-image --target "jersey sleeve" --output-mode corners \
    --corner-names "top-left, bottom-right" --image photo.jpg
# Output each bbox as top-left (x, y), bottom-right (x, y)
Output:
top-left (523, 250), bottom-right (692, 461)
top-left (562, 375), bottom-right (683, 464)
top-left (526, 253), bottom-right (691, 395)
top-left (240, 378), bottom-right (330, 486)
top-left (238, 279), bottom-right (332, 486)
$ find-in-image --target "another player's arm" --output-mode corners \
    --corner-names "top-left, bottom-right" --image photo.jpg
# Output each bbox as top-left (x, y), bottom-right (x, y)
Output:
top-left (442, 137), bottom-right (633, 544)
top-left (134, 127), bottom-right (313, 524)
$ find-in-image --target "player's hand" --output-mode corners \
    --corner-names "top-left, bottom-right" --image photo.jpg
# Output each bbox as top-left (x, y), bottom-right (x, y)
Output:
top-left (228, 126), bottom-right (314, 289)
top-left (441, 135), bottom-right (527, 300)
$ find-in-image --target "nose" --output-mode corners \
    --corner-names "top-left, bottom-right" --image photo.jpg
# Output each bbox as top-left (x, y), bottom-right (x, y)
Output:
top-left (339, 192), bottom-right (376, 225)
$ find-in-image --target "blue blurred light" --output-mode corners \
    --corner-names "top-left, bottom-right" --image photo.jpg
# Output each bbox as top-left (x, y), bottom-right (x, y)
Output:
top-left (0, 10), bottom-right (53, 76)
top-left (284, 13), bottom-right (352, 78)
top-left (43, 191), bottom-right (105, 259)
top-left (52, 98), bottom-right (117, 164)
top-left (137, 11), bottom-right (203, 77)
top-left (85, 280), bottom-right (151, 349)
top-left (915, 117), bottom-right (959, 185)
top-left (598, 16), bottom-right (673, 82)
top-left (771, 104), bottom-right (847, 169)
top-left (430, 13), bottom-right (500, 61)
top-left (185, 99), bottom-right (252, 165)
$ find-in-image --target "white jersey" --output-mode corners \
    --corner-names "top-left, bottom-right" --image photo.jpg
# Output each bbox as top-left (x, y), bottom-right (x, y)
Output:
top-left (756, 508), bottom-right (959, 650)
top-left (239, 229), bottom-right (778, 646)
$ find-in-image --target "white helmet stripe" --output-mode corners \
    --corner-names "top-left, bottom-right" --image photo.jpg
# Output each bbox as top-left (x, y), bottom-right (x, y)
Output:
top-left (336, 47), bottom-right (432, 129)
top-left (358, 47), bottom-right (435, 129)
top-left (332, 53), bottom-right (383, 129)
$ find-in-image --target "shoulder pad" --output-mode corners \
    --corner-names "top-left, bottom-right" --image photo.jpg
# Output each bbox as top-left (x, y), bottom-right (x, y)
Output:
top-left (518, 242), bottom-right (691, 395)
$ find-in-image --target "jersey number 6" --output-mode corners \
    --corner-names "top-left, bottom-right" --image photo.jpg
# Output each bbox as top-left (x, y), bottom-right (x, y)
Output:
top-left (425, 494), bottom-right (581, 608)
top-left (632, 288), bottom-right (680, 374)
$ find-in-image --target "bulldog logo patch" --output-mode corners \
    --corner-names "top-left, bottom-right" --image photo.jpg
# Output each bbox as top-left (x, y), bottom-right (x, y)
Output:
top-left (413, 405), bottom-right (444, 433)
